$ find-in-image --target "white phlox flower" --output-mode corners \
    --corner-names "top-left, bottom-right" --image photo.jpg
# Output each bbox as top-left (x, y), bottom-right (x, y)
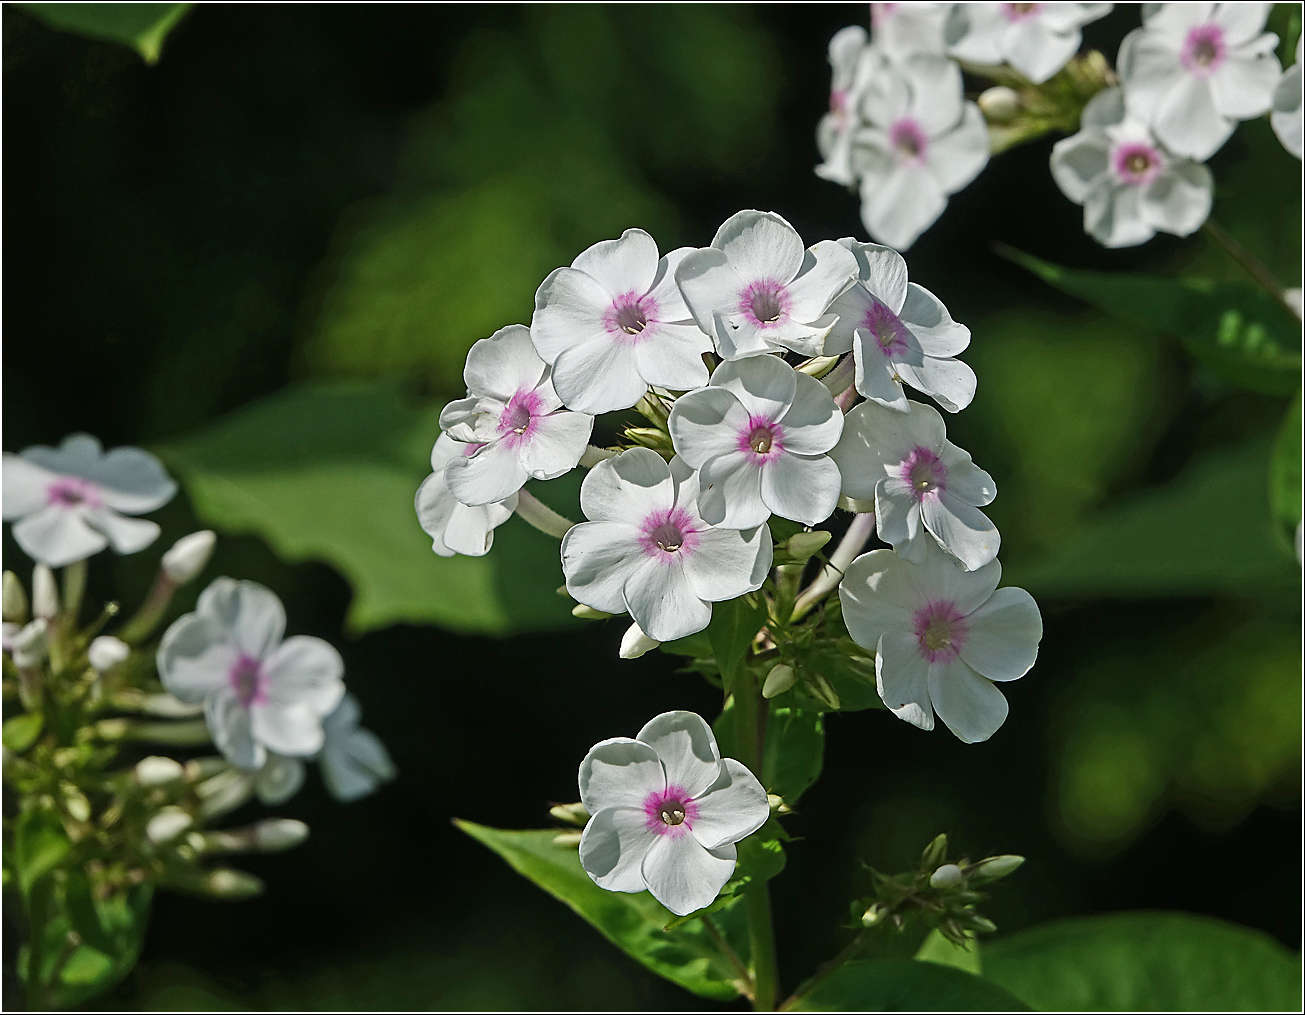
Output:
top-left (817, 27), bottom-right (876, 186)
top-left (1272, 37), bottom-right (1303, 159)
top-left (1117, 2), bottom-right (1282, 161)
top-left (531, 229), bottom-right (713, 414)
top-left (850, 55), bottom-right (990, 250)
top-left (668, 356), bottom-right (844, 528)
top-left (830, 398), bottom-right (999, 570)
top-left (824, 239), bottom-right (975, 412)
top-left (317, 693), bottom-right (396, 802)
top-left (157, 578), bottom-right (346, 771)
top-left (870, 3), bottom-right (951, 59)
top-left (839, 539), bottom-right (1042, 743)
top-left (88, 635), bottom-right (130, 673)
top-left (1050, 87), bottom-right (1213, 248)
top-left (561, 448), bottom-right (772, 642)
top-left (676, 210), bottom-right (859, 360)
top-left (945, 3), bottom-right (1113, 85)
top-left (578, 710), bottom-right (770, 916)
top-left (2, 434), bottom-right (176, 567)
top-left (3, 618), bottom-right (48, 669)
top-left (416, 434), bottom-right (518, 557)
top-left (439, 325), bottom-right (594, 506)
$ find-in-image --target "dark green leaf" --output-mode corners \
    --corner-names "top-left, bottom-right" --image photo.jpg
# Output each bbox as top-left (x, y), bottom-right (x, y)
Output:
top-left (15, 808), bottom-right (71, 896)
top-left (3, 712), bottom-right (44, 752)
top-left (982, 912), bottom-right (1302, 1012)
top-left (762, 707), bottom-right (823, 805)
top-left (16, 3), bottom-right (191, 63)
top-left (705, 596), bottom-right (766, 694)
top-left (64, 871), bottom-right (115, 955)
top-left (1270, 390), bottom-right (1302, 536)
top-left (789, 959), bottom-right (1031, 1012)
top-left (914, 928), bottom-right (981, 976)
top-left (59, 945), bottom-right (115, 987)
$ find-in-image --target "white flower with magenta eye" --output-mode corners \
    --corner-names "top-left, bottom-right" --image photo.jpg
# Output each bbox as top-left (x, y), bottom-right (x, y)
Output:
top-left (850, 55), bottom-right (990, 251)
top-left (439, 325), bottom-right (594, 506)
top-left (839, 540), bottom-right (1042, 743)
top-left (830, 398), bottom-right (999, 571)
top-left (531, 229), bottom-right (713, 414)
top-left (318, 693), bottom-right (397, 803)
top-left (871, 2), bottom-right (950, 59)
top-left (817, 27), bottom-right (875, 187)
top-left (416, 434), bottom-right (518, 557)
top-left (157, 578), bottom-right (345, 771)
top-left (1050, 87), bottom-right (1213, 248)
top-left (1117, 2), bottom-right (1281, 161)
top-left (578, 710), bottom-right (769, 917)
top-left (668, 356), bottom-right (844, 528)
top-left (561, 448), bottom-right (772, 643)
top-left (1272, 37), bottom-right (1303, 160)
top-left (676, 210), bottom-right (859, 360)
top-left (2, 434), bottom-right (176, 568)
top-left (825, 239), bottom-right (975, 412)
top-left (946, 3), bottom-right (1113, 84)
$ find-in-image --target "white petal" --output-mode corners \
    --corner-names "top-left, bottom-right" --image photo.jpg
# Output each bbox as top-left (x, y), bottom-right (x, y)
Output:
top-left (1213, 3), bottom-right (1273, 44)
top-left (925, 104), bottom-right (990, 194)
top-left (641, 833), bottom-right (737, 917)
top-left (445, 440), bottom-right (531, 506)
top-left (839, 549), bottom-right (925, 651)
top-left (622, 556), bottom-right (712, 642)
top-left (938, 440), bottom-right (997, 506)
top-left (914, 539), bottom-right (1003, 613)
top-left (875, 630), bottom-right (936, 731)
top-left (959, 586), bottom-right (1042, 682)
top-left (578, 737), bottom-right (666, 814)
top-left (710, 210), bottom-right (804, 284)
top-left (75, 445), bottom-right (176, 514)
top-left (463, 325), bottom-right (548, 401)
top-left (261, 635), bottom-right (345, 714)
top-left (1050, 128), bottom-right (1111, 204)
top-left (698, 452), bottom-right (768, 528)
top-left (251, 701), bottom-right (326, 757)
top-left (206, 691), bottom-right (264, 770)
top-left (1141, 161), bottom-right (1213, 237)
top-left (860, 164), bottom-right (947, 252)
top-left (1005, 20), bottom-right (1079, 84)
top-left (2, 454), bottom-right (58, 519)
top-left (689, 759), bottom-right (770, 850)
top-left (675, 248), bottom-right (742, 340)
top-left (550, 338), bottom-right (647, 414)
top-left (668, 386), bottom-right (750, 469)
top-left (777, 373), bottom-right (844, 454)
top-left (579, 447), bottom-right (675, 522)
top-left (921, 492), bottom-right (1000, 570)
top-left (636, 710), bottom-right (723, 798)
top-left (84, 508), bottom-right (160, 555)
top-left (157, 613), bottom-right (239, 703)
top-left (875, 479), bottom-right (923, 552)
top-left (320, 727), bottom-right (395, 802)
top-left (561, 520), bottom-right (645, 615)
top-left (645, 246), bottom-right (698, 322)
top-left (254, 754), bottom-right (305, 805)
top-left (196, 577), bottom-right (286, 660)
top-left (712, 312), bottom-right (788, 360)
top-left (530, 267), bottom-right (612, 364)
top-left (571, 227), bottom-right (660, 298)
top-left (852, 338), bottom-right (911, 411)
top-left (829, 398), bottom-right (945, 500)
top-left (517, 410), bottom-right (593, 480)
top-left (784, 240), bottom-right (859, 322)
top-left (1153, 74), bottom-right (1233, 160)
top-left (680, 524), bottom-right (772, 602)
top-left (927, 659), bottom-right (1009, 743)
top-left (761, 453), bottom-right (841, 526)
top-left (632, 323), bottom-right (713, 392)
top-left (1084, 183), bottom-right (1156, 249)
top-left (711, 355), bottom-right (797, 421)
top-left (580, 806), bottom-right (661, 894)
top-left (900, 284), bottom-right (969, 358)
top-left (11, 505), bottom-right (108, 567)
top-left (895, 355), bottom-right (977, 413)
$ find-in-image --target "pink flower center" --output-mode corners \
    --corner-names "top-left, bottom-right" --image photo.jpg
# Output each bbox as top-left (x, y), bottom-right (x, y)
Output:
top-left (889, 118), bottom-right (929, 163)
top-left (496, 389), bottom-right (544, 448)
top-left (1112, 141), bottom-right (1163, 184)
top-left (871, 3), bottom-right (896, 29)
top-left (46, 477), bottom-right (101, 508)
top-left (861, 299), bottom-right (911, 357)
top-left (737, 415), bottom-right (786, 462)
top-left (639, 507), bottom-right (699, 561)
top-left (830, 88), bottom-right (848, 116)
top-left (643, 786), bottom-right (699, 838)
top-left (740, 278), bottom-right (790, 328)
top-left (1181, 24), bottom-right (1225, 76)
top-left (1001, 2), bottom-right (1042, 21)
top-left (228, 654), bottom-right (266, 708)
top-left (603, 291), bottom-right (660, 345)
top-left (901, 446), bottom-right (946, 500)
top-left (913, 600), bottom-right (969, 663)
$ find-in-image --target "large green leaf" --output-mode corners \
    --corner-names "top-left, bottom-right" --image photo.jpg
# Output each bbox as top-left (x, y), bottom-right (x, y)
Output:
top-left (706, 596), bottom-right (767, 694)
top-left (16, 3), bottom-right (191, 63)
top-left (762, 706), bottom-right (824, 806)
top-left (788, 958), bottom-right (1031, 1012)
top-left (14, 808), bottom-right (71, 896)
top-left (982, 912), bottom-right (1302, 1012)
top-left (455, 821), bottom-right (747, 1002)
top-left (159, 383), bottom-right (578, 635)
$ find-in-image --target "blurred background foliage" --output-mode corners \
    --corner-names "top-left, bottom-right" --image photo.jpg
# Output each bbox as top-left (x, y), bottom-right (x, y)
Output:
top-left (3, 3), bottom-right (1300, 1010)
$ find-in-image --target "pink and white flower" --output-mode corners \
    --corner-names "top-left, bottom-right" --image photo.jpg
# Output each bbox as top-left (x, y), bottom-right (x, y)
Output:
top-left (830, 398), bottom-right (999, 570)
top-left (946, 3), bottom-right (1113, 84)
top-left (416, 434), bottom-right (518, 557)
top-left (2, 434), bottom-right (176, 568)
top-left (668, 356), bottom-right (844, 528)
top-left (817, 27), bottom-right (876, 186)
top-left (839, 540), bottom-right (1042, 743)
top-left (849, 55), bottom-right (990, 250)
top-left (578, 710), bottom-right (770, 916)
top-left (439, 325), bottom-right (594, 506)
top-left (561, 448), bottom-right (772, 642)
top-left (157, 578), bottom-right (345, 771)
top-left (825, 238), bottom-right (975, 412)
top-left (1050, 87), bottom-right (1213, 248)
top-left (1272, 37), bottom-right (1303, 160)
top-left (1117, 3), bottom-right (1282, 161)
top-left (871, 3), bottom-right (950, 59)
top-left (676, 210), bottom-right (859, 360)
top-left (531, 229), bottom-right (713, 414)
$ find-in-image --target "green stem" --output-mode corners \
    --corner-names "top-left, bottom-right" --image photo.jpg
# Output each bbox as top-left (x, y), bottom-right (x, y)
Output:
top-left (733, 671), bottom-right (779, 1010)
top-left (1201, 219), bottom-right (1295, 316)
top-left (62, 560), bottom-right (87, 627)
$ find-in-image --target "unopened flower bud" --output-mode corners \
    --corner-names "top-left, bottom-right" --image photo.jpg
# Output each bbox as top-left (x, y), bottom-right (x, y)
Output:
top-left (762, 663), bottom-right (797, 698)
top-left (549, 801), bottom-right (591, 827)
top-left (32, 565), bottom-right (59, 620)
top-left (161, 530), bottom-right (216, 585)
top-left (61, 783), bottom-right (91, 822)
top-left (837, 495), bottom-right (875, 514)
top-left (572, 604), bottom-right (613, 620)
top-left (146, 806), bottom-right (193, 844)
top-left (135, 755), bottom-right (186, 786)
top-left (930, 863), bottom-right (964, 889)
top-left (978, 85), bottom-right (1022, 123)
top-left (552, 830), bottom-right (584, 847)
top-left (9, 619), bottom-right (49, 668)
top-left (3, 571), bottom-right (28, 624)
top-left (253, 818), bottom-right (309, 852)
top-left (920, 833), bottom-right (949, 870)
top-left (781, 530), bottom-right (831, 561)
top-left (806, 672), bottom-right (840, 710)
top-left (203, 867), bottom-right (264, 899)
top-left (968, 854), bottom-right (1024, 884)
top-left (88, 635), bottom-right (130, 673)
top-left (619, 623), bottom-right (660, 659)
top-left (861, 903), bottom-right (889, 927)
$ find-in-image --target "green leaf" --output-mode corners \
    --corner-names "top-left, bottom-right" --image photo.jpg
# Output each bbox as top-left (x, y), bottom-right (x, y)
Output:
top-left (788, 959), bottom-right (1031, 1012)
top-left (64, 871), bottom-right (115, 956)
top-left (982, 912), bottom-right (1302, 1012)
top-left (762, 707), bottom-right (823, 805)
top-left (15, 808), bottom-right (71, 896)
top-left (159, 382), bottom-right (578, 635)
top-left (1002, 247), bottom-right (1301, 396)
top-left (1270, 390), bottom-right (1302, 537)
top-left (705, 595), bottom-right (766, 693)
top-left (915, 928), bottom-right (981, 976)
top-left (455, 821), bottom-right (747, 1001)
top-left (16, 3), bottom-right (191, 63)
top-left (3, 712), bottom-right (44, 752)
top-left (59, 945), bottom-right (115, 987)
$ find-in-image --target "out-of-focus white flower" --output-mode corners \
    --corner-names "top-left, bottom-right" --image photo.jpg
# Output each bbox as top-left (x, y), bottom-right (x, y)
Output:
top-left (1050, 87), bottom-right (1213, 247)
top-left (416, 434), bottom-right (518, 557)
top-left (252, 818), bottom-right (309, 852)
top-left (135, 755), bottom-right (185, 786)
top-left (146, 806), bottom-right (193, 844)
top-left (831, 398), bottom-right (999, 570)
top-left (3, 618), bottom-right (48, 669)
top-left (157, 578), bottom-right (345, 771)
top-left (439, 325), bottom-right (594, 506)
top-left (839, 540), bottom-right (1042, 743)
top-left (255, 753), bottom-right (306, 805)
top-left (825, 239), bottom-right (975, 412)
top-left (1117, 3), bottom-right (1281, 161)
top-left (531, 229), bottom-right (712, 414)
top-left (668, 356), bottom-right (844, 528)
top-left (2, 434), bottom-right (176, 567)
top-left (930, 862), bottom-right (965, 888)
top-left (871, 3), bottom-right (951, 58)
top-left (850, 56), bottom-right (990, 250)
top-left (162, 530), bottom-right (216, 585)
top-left (561, 449), bottom-right (772, 642)
top-left (317, 693), bottom-right (396, 802)
top-left (1284, 288), bottom-right (1303, 321)
top-left (88, 635), bottom-right (130, 673)
top-left (946, 3), bottom-right (1113, 84)
top-left (619, 623), bottom-right (661, 660)
top-left (1272, 37), bottom-right (1303, 159)
top-left (31, 564), bottom-right (58, 620)
top-left (676, 210), bottom-right (859, 359)
top-left (817, 27), bottom-right (875, 186)
top-left (578, 710), bottom-right (770, 916)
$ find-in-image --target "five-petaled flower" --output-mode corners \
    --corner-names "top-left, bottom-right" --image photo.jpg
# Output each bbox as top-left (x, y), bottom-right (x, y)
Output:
top-left (578, 710), bottom-right (770, 916)
top-left (817, 26), bottom-right (874, 187)
top-left (945, 3), bottom-right (1113, 85)
top-left (839, 540), bottom-right (1042, 743)
top-left (668, 356), bottom-right (844, 528)
top-left (416, 434), bottom-right (518, 557)
top-left (158, 578), bottom-right (346, 770)
top-left (2, 434), bottom-right (176, 568)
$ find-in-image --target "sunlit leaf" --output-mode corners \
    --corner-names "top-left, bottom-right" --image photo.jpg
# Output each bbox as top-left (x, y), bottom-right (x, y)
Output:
top-left (15, 808), bottom-right (70, 896)
top-left (788, 958), bottom-right (1030, 1011)
top-left (762, 707), bottom-right (824, 806)
top-left (16, 3), bottom-right (191, 64)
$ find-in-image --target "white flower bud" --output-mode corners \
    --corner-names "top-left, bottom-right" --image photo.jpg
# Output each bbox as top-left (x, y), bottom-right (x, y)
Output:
top-left (1286, 289), bottom-right (1303, 321)
top-left (619, 623), bottom-right (660, 660)
top-left (9, 619), bottom-right (49, 668)
top-left (161, 530), bottom-right (216, 585)
top-left (968, 854), bottom-right (1025, 883)
top-left (549, 801), bottom-right (590, 827)
top-left (135, 755), bottom-right (185, 786)
top-left (32, 565), bottom-right (59, 620)
top-left (837, 495), bottom-right (875, 514)
top-left (780, 530), bottom-right (831, 561)
top-left (978, 86), bottom-right (1022, 123)
top-left (146, 806), bottom-right (193, 844)
top-left (930, 863), bottom-right (965, 889)
top-left (762, 663), bottom-right (797, 698)
top-left (3, 571), bottom-right (28, 624)
top-left (571, 604), bottom-right (613, 620)
top-left (203, 867), bottom-right (263, 898)
top-left (252, 818), bottom-right (309, 852)
top-left (88, 635), bottom-right (130, 673)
